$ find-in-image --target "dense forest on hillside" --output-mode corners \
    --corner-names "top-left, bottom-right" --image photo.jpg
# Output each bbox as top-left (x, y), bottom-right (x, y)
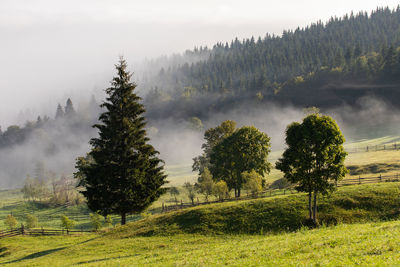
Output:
top-left (142, 7), bottom-right (400, 119)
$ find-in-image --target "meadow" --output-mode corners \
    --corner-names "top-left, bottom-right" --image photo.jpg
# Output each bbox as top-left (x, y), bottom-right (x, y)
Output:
top-left (2, 182), bottom-right (400, 266)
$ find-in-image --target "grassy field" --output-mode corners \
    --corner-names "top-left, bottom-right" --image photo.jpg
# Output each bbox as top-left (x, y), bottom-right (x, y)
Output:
top-left (2, 181), bottom-right (400, 266)
top-left (2, 221), bottom-right (400, 266)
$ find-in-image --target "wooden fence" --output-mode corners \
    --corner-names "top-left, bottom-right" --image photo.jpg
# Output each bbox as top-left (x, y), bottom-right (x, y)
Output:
top-left (337, 173), bottom-right (399, 186)
top-left (162, 173), bottom-right (400, 213)
top-left (0, 226), bottom-right (93, 239)
top-left (346, 143), bottom-right (400, 153)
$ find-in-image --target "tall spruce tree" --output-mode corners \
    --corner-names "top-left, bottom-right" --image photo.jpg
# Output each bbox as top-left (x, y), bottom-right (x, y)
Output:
top-left (76, 58), bottom-right (167, 225)
top-left (64, 98), bottom-right (76, 117)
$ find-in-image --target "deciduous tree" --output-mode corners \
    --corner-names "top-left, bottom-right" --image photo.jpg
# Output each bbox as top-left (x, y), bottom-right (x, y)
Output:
top-left (276, 113), bottom-right (348, 225)
top-left (210, 126), bottom-right (271, 197)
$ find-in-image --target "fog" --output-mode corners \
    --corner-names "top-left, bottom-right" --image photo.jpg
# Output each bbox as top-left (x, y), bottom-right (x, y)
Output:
top-left (1, 0), bottom-right (400, 126)
top-left (2, 1), bottom-right (400, 188)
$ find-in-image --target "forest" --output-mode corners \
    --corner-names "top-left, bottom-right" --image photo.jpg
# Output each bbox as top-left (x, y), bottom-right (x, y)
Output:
top-left (142, 7), bottom-right (400, 119)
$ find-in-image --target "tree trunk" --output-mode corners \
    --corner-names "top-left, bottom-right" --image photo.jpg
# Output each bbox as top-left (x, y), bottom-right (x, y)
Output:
top-left (121, 213), bottom-right (126, 225)
top-left (237, 188), bottom-right (241, 198)
top-left (234, 188), bottom-right (237, 198)
top-left (308, 191), bottom-right (312, 221)
top-left (313, 192), bottom-right (317, 224)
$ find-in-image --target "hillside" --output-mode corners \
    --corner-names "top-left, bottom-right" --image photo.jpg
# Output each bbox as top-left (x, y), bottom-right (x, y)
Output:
top-left (2, 183), bottom-right (400, 266)
top-left (142, 7), bottom-right (400, 121)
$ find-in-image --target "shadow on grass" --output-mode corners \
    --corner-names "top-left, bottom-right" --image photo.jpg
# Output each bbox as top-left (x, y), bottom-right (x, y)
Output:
top-left (75, 255), bottom-right (139, 265)
top-left (1, 247), bottom-right (66, 265)
top-left (0, 237), bottom-right (99, 265)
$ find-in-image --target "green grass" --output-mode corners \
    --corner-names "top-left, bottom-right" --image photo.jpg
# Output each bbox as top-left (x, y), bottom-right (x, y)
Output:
top-left (1, 182), bottom-right (400, 265)
top-left (0, 195), bottom-right (140, 230)
top-left (2, 220), bottom-right (400, 266)
top-left (109, 182), bottom-right (400, 236)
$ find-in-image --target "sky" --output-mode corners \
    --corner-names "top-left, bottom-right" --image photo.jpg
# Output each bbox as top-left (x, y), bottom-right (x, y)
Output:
top-left (1, 0), bottom-right (399, 127)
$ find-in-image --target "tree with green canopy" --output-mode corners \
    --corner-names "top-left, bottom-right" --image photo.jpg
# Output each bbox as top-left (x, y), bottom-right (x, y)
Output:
top-left (75, 58), bottom-right (167, 225)
top-left (192, 120), bottom-right (237, 174)
top-left (210, 126), bottom-right (271, 197)
top-left (276, 113), bottom-right (348, 225)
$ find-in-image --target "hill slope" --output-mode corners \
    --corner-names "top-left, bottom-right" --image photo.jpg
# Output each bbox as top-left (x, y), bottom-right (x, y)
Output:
top-left (2, 183), bottom-right (400, 266)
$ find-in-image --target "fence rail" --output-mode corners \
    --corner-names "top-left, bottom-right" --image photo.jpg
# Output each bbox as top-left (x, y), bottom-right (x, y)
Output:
top-left (346, 142), bottom-right (400, 153)
top-left (0, 227), bottom-right (93, 239)
top-left (162, 173), bottom-right (400, 213)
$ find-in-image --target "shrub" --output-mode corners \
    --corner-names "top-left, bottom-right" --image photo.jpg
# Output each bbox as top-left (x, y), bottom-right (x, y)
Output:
top-left (61, 215), bottom-right (75, 231)
top-left (26, 214), bottom-right (38, 229)
top-left (4, 214), bottom-right (18, 230)
top-left (90, 212), bottom-right (104, 231)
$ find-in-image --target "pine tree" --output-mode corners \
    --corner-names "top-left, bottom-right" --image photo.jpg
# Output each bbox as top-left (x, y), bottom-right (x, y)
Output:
top-left (64, 98), bottom-right (76, 117)
top-left (55, 104), bottom-right (64, 119)
top-left (76, 58), bottom-right (167, 225)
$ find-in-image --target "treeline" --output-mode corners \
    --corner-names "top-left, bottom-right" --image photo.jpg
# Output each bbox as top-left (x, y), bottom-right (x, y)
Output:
top-left (0, 98), bottom-right (99, 150)
top-left (142, 7), bottom-right (400, 119)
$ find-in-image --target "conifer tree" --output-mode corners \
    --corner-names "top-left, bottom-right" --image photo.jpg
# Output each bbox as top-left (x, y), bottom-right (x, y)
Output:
top-left (76, 58), bottom-right (167, 225)
top-left (64, 98), bottom-right (76, 117)
top-left (55, 104), bottom-right (64, 119)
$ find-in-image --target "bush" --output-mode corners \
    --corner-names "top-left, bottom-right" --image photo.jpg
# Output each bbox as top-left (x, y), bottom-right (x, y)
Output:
top-left (61, 215), bottom-right (75, 231)
top-left (90, 212), bottom-right (104, 231)
top-left (243, 170), bottom-right (263, 196)
top-left (4, 214), bottom-right (18, 230)
top-left (105, 215), bottom-right (113, 227)
top-left (213, 181), bottom-right (228, 201)
top-left (26, 214), bottom-right (38, 229)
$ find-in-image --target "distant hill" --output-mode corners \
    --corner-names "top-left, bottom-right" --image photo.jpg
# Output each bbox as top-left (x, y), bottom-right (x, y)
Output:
top-left (141, 6), bottom-right (400, 120)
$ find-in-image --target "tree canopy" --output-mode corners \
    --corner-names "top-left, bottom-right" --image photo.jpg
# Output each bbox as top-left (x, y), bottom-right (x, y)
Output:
top-left (276, 113), bottom-right (348, 224)
top-left (210, 126), bottom-right (271, 197)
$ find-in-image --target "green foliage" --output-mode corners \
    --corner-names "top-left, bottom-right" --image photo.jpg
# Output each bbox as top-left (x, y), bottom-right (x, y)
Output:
top-left (213, 180), bottom-right (228, 201)
top-left (90, 212), bottom-right (104, 231)
top-left (105, 215), bottom-right (113, 228)
top-left (25, 214), bottom-right (38, 229)
top-left (4, 214), bottom-right (18, 230)
top-left (276, 113), bottom-right (348, 224)
top-left (142, 8), bottom-right (400, 115)
top-left (183, 182), bottom-right (196, 205)
top-left (210, 126), bottom-right (271, 197)
top-left (75, 58), bottom-right (168, 225)
top-left (21, 175), bottom-right (49, 202)
top-left (197, 168), bottom-right (215, 201)
top-left (60, 215), bottom-right (75, 230)
top-left (192, 120), bottom-right (237, 174)
top-left (242, 170), bottom-right (264, 196)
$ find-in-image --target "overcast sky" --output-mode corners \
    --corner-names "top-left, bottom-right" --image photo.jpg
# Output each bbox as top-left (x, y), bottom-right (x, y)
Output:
top-left (0, 0), bottom-right (399, 127)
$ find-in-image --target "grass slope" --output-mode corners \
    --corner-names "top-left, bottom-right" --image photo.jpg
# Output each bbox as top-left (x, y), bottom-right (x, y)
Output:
top-left (111, 182), bottom-right (400, 236)
top-left (2, 220), bottom-right (400, 266)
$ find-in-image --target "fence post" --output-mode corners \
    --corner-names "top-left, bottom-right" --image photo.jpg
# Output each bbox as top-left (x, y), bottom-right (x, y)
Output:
top-left (283, 189), bottom-right (286, 195)
top-left (21, 224), bottom-right (25, 235)
top-left (181, 199), bottom-right (183, 207)
top-left (359, 176), bottom-right (361, 184)
top-left (366, 146), bottom-right (368, 152)
top-left (162, 202), bottom-right (164, 212)
top-left (380, 174), bottom-right (382, 182)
